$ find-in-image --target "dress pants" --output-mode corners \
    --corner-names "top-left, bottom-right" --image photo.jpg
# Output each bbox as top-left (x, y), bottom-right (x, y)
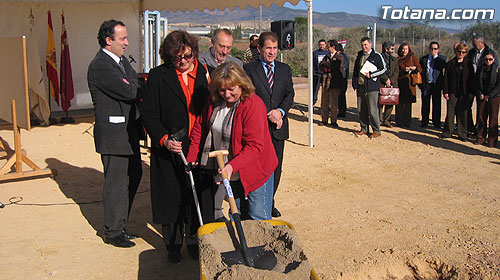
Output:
top-left (467, 96), bottom-right (476, 133)
top-left (313, 73), bottom-right (322, 105)
top-left (338, 79), bottom-right (348, 117)
top-left (321, 87), bottom-right (340, 124)
top-left (101, 153), bottom-right (142, 239)
top-left (421, 83), bottom-right (442, 126)
top-left (395, 103), bottom-right (413, 127)
top-left (378, 104), bottom-right (394, 125)
top-left (443, 94), bottom-right (468, 139)
top-left (271, 136), bottom-right (284, 205)
top-left (357, 85), bottom-right (381, 133)
top-left (477, 97), bottom-right (500, 144)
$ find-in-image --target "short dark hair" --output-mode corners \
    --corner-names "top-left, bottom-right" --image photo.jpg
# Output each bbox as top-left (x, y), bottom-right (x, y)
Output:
top-left (159, 30), bottom-right (199, 65)
top-left (327, 40), bottom-right (340, 51)
top-left (258, 31), bottom-right (278, 47)
top-left (318, 39), bottom-right (326, 44)
top-left (249, 35), bottom-right (258, 42)
top-left (360, 37), bottom-right (371, 43)
top-left (429, 41), bottom-right (440, 49)
top-left (97, 19), bottom-right (125, 48)
top-left (382, 41), bottom-right (394, 52)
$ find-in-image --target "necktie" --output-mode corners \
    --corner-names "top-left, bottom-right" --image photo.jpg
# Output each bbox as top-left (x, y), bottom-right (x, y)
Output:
top-left (266, 63), bottom-right (274, 91)
top-left (427, 56), bottom-right (434, 83)
top-left (118, 59), bottom-right (126, 75)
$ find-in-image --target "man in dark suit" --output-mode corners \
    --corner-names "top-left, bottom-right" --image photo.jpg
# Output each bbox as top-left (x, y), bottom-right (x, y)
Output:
top-left (87, 19), bottom-right (142, 248)
top-left (419, 41), bottom-right (446, 128)
top-left (244, 31), bottom-right (295, 218)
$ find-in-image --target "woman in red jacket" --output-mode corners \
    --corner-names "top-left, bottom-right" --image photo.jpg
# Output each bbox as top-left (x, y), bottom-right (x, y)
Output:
top-left (187, 61), bottom-right (278, 220)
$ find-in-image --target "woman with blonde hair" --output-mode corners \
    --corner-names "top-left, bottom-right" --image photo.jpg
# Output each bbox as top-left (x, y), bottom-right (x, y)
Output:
top-left (187, 61), bottom-right (277, 221)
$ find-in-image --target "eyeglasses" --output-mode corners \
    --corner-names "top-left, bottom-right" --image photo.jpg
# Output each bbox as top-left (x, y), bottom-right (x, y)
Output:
top-left (431, 47), bottom-right (439, 50)
top-left (457, 50), bottom-right (467, 54)
top-left (175, 53), bottom-right (194, 61)
top-left (485, 58), bottom-right (495, 61)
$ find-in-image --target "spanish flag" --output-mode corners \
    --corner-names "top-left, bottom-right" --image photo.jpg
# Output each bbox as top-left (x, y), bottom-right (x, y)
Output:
top-left (46, 10), bottom-right (59, 105)
top-left (60, 11), bottom-right (74, 112)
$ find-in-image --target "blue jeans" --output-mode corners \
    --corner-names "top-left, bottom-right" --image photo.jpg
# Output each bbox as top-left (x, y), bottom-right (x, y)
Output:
top-left (231, 173), bottom-right (274, 220)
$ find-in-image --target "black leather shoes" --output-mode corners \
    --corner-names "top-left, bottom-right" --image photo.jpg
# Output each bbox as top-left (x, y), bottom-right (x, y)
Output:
top-left (104, 234), bottom-right (136, 248)
top-left (271, 207), bottom-right (282, 218)
top-left (122, 228), bottom-right (138, 240)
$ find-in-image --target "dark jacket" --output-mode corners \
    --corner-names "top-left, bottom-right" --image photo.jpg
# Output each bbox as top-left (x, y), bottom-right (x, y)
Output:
top-left (140, 59), bottom-right (210, 224)
top-left (244, 59), bottom-right (295, 141)
top-left (380, 52), bottom-right (399, 88)
top-left (444, 57), bottom-right (474, 97)
top-left (419, 53), bottom-right (447, 90)
top-left (476, 64), bottom-right (500, 99)
top-left (320, 51), bottom-right (345, 88)
top-left (467, 43), bottom-right (499, 73)
top-left (313, 48), bottom-right (329, 75)
top-left (352, 49), bottom-right (386, 92)
top-left (87, 49), bottom-right (141, 155)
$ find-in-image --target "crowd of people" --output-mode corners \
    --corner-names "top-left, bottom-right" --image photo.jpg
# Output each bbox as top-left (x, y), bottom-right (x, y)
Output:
top-left (87, 20), bottom-right (294, 265)
top-left (87, 19), bottom-right (499, 265)
top-left (315, 35), bottom-right (500, 145)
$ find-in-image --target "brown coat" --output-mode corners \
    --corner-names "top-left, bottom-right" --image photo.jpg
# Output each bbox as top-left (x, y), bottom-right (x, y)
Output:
top-left (398, 55), bottom-right (422, 103)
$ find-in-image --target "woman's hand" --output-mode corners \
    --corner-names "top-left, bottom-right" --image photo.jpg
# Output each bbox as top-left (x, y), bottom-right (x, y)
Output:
top-left (219, 163), bottom-right (233, 180)
top-left (164, 139), bottom-right (182, 153)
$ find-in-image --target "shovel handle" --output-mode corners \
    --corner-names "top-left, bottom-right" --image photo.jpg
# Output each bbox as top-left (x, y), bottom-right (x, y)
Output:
top-left (210, 151), bottom-right (239, 216)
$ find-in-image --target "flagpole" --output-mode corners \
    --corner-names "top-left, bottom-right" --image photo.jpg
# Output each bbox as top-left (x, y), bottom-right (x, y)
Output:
top-left (47, 79), bottom-right (59, 125)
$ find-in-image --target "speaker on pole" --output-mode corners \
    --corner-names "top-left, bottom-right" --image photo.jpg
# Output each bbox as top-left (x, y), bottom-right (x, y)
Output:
top-left (271, 20), bottom-right (295, 50)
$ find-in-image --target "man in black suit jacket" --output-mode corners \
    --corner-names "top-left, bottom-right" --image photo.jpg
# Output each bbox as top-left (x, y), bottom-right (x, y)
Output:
top-left (87, 20), bottom-right (142, 248)
top-left (244, 31), bottom-right (295, 217)
top-left (419, 41), bottom-right (446, 128)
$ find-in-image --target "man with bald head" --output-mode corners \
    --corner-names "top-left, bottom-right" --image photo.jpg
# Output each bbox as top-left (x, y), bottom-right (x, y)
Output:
top-left (199, 28), bottom-right (243, 69)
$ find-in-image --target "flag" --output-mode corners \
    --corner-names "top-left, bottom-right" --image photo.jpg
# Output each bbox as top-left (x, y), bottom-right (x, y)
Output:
top-left (60, 11), bottom-right (74, 112)
top-left (27, 8), bottom-right (50, 125)
top-left (46, 10), bottom-right (59, 105)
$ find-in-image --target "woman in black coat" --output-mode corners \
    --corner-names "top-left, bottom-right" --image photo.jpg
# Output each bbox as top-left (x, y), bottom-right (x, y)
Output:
top-left (442, 43), bottom-right (474, 141)
top-left (140, 30), bottom-right (212, 263)
top-left (475, 50), bottom-right (500, 147)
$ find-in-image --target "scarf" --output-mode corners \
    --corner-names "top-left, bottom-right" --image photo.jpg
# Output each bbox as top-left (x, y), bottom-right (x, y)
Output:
top-left (200, 99), bottom-right (240, 171)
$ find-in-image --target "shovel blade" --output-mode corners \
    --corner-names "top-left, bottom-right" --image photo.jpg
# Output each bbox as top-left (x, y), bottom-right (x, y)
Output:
top-left (221, 245), bottom-right (277, 270)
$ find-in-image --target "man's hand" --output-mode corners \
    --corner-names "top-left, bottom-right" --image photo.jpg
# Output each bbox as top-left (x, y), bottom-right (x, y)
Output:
top-left (164, 139), bottom-right (182, 153)
top-left (443, 93), bottom-right (450, 100)
top-left (365, 72), bottom-right (371, 78)
top-left (385, 80), bottom-right (391, 87)
top-left (276, 118), bottom-right (283, 130)
top-left (267, 109), bottom-right (283, 124)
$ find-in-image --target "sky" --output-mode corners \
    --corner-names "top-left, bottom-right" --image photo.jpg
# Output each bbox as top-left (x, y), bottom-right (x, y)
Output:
top-left (284, 0), bottom-right (500, 29)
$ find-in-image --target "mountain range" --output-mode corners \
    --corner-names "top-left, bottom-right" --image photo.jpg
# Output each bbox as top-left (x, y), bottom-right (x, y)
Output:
top-left (162, 4), bottom-right (458, 32)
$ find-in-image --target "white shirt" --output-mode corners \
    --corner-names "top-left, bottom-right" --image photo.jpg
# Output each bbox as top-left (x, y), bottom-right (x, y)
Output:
top-left (102, 48), bottom-right (121, 65)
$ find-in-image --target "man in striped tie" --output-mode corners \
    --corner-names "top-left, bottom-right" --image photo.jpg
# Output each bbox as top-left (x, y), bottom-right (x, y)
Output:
top-left (244, 31), bottom-right (295, 218)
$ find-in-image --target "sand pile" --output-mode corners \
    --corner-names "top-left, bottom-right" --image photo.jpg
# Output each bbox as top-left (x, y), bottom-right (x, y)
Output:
top-left (199, 220), bottom-right (313, 279)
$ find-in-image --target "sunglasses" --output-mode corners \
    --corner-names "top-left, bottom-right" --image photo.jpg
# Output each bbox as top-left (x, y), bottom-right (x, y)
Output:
top-left (431, 47), bottom-right (439, 50)
top-left (175, 53), bottom-right (193, 61)
top-left (457, 50), bottom-right (467, 54)
top-left (485, 58), bottom-right (495, 61)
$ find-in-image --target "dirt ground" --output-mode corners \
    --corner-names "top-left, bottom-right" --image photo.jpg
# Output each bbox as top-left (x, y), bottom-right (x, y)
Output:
top-left (1, 78), bottom-right (499, 279)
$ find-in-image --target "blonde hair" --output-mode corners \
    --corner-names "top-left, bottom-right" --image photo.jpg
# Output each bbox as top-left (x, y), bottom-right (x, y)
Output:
top-left (456, 43), bottom-right (468, 52)
top-left (209, 62), bottom-right (255, 102)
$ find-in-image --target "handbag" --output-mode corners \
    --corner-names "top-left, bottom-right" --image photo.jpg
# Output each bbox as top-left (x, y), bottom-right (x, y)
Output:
top-left (379, 86), bottom-right (400, 105)
top-left (410, 72), bottom-right (422, 86)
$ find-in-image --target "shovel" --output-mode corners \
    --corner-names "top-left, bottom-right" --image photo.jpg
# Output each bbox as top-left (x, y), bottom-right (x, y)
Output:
top-left (208, 150), bottom-right (277, 270)
top-left (170, 127), bottom-right (203, 226)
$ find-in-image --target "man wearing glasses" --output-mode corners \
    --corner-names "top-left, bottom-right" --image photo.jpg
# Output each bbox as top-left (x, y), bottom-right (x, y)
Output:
top-left (199, 28), bottom-right (243, 69)
top-left (419, 42), bottom-right (447, 128)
